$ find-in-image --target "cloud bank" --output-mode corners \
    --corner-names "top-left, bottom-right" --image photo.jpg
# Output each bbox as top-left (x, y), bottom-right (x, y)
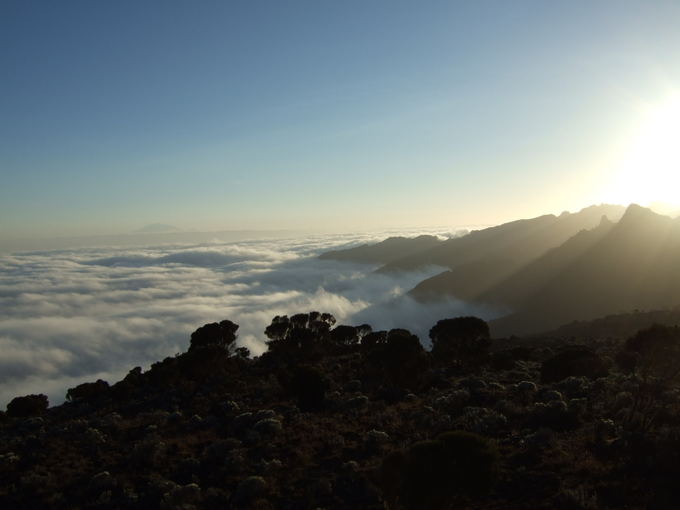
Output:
top-left (0, 230), bottom-right (497, 407)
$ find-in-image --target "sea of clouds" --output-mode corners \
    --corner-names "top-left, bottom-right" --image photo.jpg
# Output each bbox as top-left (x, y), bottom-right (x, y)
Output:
top-left (0, 229), bottom-right (498, 407)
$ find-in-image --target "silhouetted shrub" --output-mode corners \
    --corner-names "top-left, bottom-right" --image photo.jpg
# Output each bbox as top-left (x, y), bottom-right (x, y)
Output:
top-left (356, 323), bottom-right (373, 339)
top-left (179, 344), bottom-right (237, 382)
top-left (265, 312), bottom-right (337, 360)
top-left (540, 346), bottom-right (608, 383)
top-left (361, 330), bottom-right (387, 349)
top-left (189, 319), bottom-right (239, 353)
top-left (265, 315), bottom-right (290, 342)
top-left (381, 430), bottom-right (499, 510)
top-left (612, 326), bottom-right (680, 434)
top-left (328, 325), bottom-right (360, 346)
top-left (7, 394), bottom-right (49, 418)
top-left (429, 317), bottom-right (491, 367)
top-left (380, 329), bottom-right (429, 389)
top-left (490, 347), bottom-right (533, 370)
top-left (66, 379), bottom-right (110, 402)
top-left (286, 365), bottom-right (329, 411)
top-left (618, 325), bottom-right (680, 385)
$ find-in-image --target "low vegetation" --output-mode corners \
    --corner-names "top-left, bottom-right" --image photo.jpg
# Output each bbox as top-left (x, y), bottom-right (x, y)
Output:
top-left (3, 313), bottom-right (680, 508)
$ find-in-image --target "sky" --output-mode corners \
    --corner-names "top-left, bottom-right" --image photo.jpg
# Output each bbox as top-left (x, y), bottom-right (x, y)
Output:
top-left (2, 0), bottom-right (680, 241)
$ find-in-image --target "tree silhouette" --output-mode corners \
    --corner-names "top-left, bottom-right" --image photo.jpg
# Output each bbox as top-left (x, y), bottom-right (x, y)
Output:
top-left (189, 319), bottom-right (239, 354)
top-left (429, 317), bottom-right (490, 366)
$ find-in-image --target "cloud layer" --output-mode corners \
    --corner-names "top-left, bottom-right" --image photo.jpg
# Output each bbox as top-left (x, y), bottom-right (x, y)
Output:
top-left (0, 230), bottom-right (496, 407)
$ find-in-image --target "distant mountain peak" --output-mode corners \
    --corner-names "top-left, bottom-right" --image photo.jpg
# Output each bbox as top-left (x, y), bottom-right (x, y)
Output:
top-left (618, 204), bottom-right (670, 226)
top-left (134, 223), bottom-right (181, 233)
top-left (599, 214), bottom-right (613, 227)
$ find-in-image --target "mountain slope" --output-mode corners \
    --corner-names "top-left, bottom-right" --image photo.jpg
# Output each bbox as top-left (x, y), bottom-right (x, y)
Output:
top-left (407, 205), bottom-right (624, 301)
top-left (490, 205), bottom-right (680, 336)
top-left (381, 204), bottom-right (625, 276)
top-left (319, 235), bottom-right (442, 264)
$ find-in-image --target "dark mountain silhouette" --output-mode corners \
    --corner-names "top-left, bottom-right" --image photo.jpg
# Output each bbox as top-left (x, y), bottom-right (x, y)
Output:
top-left (400, 205), bottom-right (623, 304)
top-left (488, 205), bottom-right (680, 336)
top-left (410, 214), bottom-right (616, 303)
top-left (539, 307), bottom-right (680, 340)
top-left (378, 204), bottom-right (625, 276)
top-left (319, 235), bottom-right (442, 264)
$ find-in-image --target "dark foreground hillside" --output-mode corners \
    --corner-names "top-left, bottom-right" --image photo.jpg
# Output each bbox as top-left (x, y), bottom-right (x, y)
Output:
top-left (3, 312), bottom-right (680, 509)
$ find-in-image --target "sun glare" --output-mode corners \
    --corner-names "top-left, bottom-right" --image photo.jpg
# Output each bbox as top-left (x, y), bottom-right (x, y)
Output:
top-left (604, 94), bottom-right (680, 208)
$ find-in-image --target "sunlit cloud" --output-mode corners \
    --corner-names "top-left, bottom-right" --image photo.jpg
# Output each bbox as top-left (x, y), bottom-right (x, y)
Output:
top-left (0, 229), bottom-right (487, 407)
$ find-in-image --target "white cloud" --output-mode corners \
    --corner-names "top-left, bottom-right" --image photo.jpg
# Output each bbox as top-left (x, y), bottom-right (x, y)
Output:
top-left (0, 229), bottom-right (495, 407)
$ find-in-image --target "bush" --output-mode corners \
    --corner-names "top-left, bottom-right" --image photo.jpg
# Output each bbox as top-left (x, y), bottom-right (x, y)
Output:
top-left (286, 365), bottom-right (329, 411)
top-left (615, 326), bottom-right (680, 433)
top-left (490, 347), bottom-right (533, 370)
top-left (380, 329), bottom-right (429, 389)
top-left (540, 346), bottom-right (608, 383)
top-left (66, 379), bottom-right (110, 402)
top-left (264, 312), bottom-right (337, 360)
top-left (189, 319), bottom-right (239, 353)
top-left (381, 430), bottom-right (499, 510)
top-left (429, 317), bottom-right (491, 367)
top-left (7, 394), bottom-right (49, 418)
top-left (618, 325), bottom-right (680, 385)
top-left (328, 325), bottom-right (360, 346)
top-left (361, 330), bottom-right (387, 349)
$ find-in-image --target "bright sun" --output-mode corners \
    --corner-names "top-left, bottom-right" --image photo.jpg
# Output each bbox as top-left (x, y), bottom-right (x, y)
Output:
top-left (604, 94), bottom-right (680, 209)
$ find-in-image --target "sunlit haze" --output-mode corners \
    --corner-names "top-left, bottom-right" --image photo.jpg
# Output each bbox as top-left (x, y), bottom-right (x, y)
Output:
top-left (3, 1), bottom-right (680, 242)
top-left (602, 93), bottom-right (680, 209)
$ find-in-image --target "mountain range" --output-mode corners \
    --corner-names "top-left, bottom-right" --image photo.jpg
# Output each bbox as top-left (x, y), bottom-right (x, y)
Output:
top-left (320, 204), bottom-right (680, 337)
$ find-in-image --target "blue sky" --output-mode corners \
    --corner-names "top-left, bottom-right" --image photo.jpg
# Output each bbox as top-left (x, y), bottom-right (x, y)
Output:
top-left (2, 1), bottom-right (680, 239)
